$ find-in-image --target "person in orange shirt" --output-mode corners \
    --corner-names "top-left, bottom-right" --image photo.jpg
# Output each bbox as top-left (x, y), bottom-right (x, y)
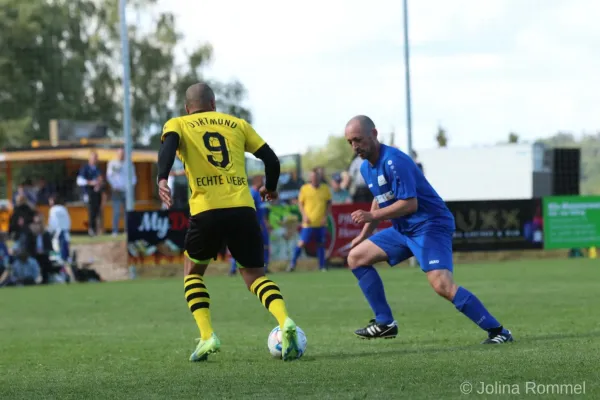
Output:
top-left (288, 169), bottom-right (332, 271)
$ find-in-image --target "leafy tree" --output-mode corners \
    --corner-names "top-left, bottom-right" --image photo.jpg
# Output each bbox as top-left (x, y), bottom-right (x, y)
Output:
top-left (508, 132), bottom-right (519, 143)
top-left (435, 125), bottom-right (448, 147)
top-left (302, 135), bottom-right (355, 176)
top-left (0, 0), bottom-right (100, 146)
top-left (0, 0), bottom-right (251, 148)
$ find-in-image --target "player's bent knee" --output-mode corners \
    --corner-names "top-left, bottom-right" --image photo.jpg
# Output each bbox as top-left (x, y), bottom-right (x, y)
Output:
top-left (183, 251), bottom-right (210, 275)
top-left (347, 248), bottom-right (367, 269)
top-left (185, 261), bottom-right (209, 276)
top-left (426, 269), bottom-right (457, 300)
top-left (348, 240), bottom-right (388, 269)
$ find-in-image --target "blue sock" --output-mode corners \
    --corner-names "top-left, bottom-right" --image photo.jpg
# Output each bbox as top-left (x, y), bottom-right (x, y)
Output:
top-left (452, 286), bottom-right (502, 332)
top-left (229, 258), bottom-right (237, 274)
top-left (291, 247), bottom-right (302, 268)
top-left (352, 266), bottom-right (394, 324)
top-left (264, 247), bottom-right (270, 268)
top-left (317, 246), bottom-right (325, 269)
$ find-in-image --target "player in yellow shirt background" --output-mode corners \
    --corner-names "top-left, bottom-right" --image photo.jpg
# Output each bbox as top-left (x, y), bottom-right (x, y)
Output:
top-left (288, 169), bottom-right (332, 271)
top-left (156, 82), bottom-right (301, 362)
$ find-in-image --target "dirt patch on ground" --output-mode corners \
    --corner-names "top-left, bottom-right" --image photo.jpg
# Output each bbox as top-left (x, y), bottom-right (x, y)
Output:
top-left (72, 241), bottom-right (129, 281)
top-left (74, 240), bottom-right (577, 281)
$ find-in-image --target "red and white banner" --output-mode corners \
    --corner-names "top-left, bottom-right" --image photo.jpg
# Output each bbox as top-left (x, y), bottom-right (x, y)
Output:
top-left (328, 203), bottom-right (392, 259)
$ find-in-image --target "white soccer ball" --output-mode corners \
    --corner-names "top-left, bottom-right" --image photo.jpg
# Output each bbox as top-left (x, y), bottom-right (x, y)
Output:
top-left (267, 326), bottom-right (307, 359)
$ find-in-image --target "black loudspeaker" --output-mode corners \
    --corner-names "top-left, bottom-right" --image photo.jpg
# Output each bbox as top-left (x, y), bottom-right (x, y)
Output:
top-left (551, 148), bottom-right (580, 195)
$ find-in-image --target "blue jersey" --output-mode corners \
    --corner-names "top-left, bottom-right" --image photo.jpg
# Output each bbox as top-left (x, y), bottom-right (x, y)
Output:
top-left (360, 144), bottom-right (454, 234)
top-left (250, 187), bottom-right (268, 229)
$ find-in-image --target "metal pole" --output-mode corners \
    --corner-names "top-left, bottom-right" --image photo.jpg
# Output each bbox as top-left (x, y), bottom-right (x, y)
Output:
top-left (403, 0), bottom-right (417, 268)
top-left (403, 0), bottom-right (413, 157)
top-left (119, 0), bottom-right (134, 211)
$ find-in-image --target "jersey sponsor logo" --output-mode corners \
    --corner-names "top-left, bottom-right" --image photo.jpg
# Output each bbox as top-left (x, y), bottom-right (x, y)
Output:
top-left (137, 212), bottom-right (170, 239)
top-left (377, 175), bottom-right (387, 186)
top-left (375, 191), bottom-right (395, 204)
top-left (195, 175), bottom-right (247, 187)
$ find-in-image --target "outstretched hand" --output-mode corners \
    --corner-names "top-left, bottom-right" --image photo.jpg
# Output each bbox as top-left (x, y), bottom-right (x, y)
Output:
top-left (259, 186), bottom-right (278, 202)
top-left (351, 209), bottom-right (374, 224)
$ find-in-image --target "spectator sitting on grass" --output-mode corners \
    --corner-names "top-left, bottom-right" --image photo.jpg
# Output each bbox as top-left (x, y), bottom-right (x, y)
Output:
top-left (0, 245), bottom-right (41, 287)
top-left (0, 233), bottom-right (10, 277)
top-left (8, 194), bottom-right (36, 241)
top-left (23, 213), bottom-right (55, 284)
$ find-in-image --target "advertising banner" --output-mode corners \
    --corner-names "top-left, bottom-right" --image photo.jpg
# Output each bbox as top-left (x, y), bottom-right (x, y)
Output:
top-left (328, 203), bottom-right (392, 259)
top-left (448, 199), bottom-right (544, 251)
top-left (126, 209), bottom-right (188, 266)
top-left (126, 198), bottom-right (546, 267)
top-left (542, 195), bottom-right (600, 249)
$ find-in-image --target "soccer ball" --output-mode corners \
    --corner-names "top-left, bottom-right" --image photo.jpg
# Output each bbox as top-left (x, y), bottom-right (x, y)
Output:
top-left (267, 326), bottom-right (307, 359)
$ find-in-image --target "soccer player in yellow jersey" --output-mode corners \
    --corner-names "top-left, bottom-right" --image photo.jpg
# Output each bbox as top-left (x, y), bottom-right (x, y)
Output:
top-left (156, 82), bottom-right (301, 362)
top-left (288, 169), bottom-right (332, 271)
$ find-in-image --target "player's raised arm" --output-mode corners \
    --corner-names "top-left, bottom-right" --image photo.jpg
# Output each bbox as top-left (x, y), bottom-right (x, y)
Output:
top-left (156, 119), bottom-right (181, 208)
top-left (253, 144), bottom-right (280, 196)
top-left (242, 121), bottom-right (281, 199)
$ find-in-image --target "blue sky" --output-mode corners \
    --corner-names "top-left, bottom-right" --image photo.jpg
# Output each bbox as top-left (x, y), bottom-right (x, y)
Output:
top-left (157, 0), bottom-right (599, 155)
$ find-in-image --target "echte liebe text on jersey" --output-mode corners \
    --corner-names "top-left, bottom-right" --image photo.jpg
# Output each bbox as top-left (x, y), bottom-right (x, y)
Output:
top-left (195, 175), bottom-right (247, 187)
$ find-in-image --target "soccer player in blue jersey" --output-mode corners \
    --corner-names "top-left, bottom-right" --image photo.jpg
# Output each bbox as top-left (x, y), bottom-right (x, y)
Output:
top-left (230, 175), bottom-right (271, 275)
top-left (344, 115), bottom-right (513, 344)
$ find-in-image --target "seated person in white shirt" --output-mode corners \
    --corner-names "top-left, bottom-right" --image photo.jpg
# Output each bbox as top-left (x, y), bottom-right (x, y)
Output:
top-left (48, 195), bottom-right (71, 263)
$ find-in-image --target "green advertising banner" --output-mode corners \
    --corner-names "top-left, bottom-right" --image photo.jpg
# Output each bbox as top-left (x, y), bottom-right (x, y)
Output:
top-left (543, 196), bottom-right (600, 249)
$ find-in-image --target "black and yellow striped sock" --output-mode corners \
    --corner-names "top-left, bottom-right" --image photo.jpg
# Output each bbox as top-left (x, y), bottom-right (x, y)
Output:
top-left (250, 276), bottom-right (289, 327)
top-left (184, 274), bottom-right (213, 340)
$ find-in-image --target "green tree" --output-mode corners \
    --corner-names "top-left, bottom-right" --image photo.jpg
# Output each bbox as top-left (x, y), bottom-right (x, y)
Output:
top-left (0, 0), bottom-right (102, 146)
top-left (0, 0), bottom-right (251, 148)
top-left (508, 132), bottom-right (519, 143)
top-left (435, 125), bottom-right (448, 147)
top-left (302, 135), bottom-right (355, 176)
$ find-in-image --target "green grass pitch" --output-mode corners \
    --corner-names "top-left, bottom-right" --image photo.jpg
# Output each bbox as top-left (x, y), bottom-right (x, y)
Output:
top-left (1, 259), bottom-right (599, 399)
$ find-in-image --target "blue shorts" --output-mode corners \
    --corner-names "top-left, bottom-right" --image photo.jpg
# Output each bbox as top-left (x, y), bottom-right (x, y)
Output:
top-left (299, 227), bottom-right (326, 245)
top-left (369, 227), bottom-right (453, 272)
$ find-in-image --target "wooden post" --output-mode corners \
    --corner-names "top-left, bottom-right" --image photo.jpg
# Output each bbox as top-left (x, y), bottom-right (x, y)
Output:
top-left (49, 119), bottom-right (59, 147)
top-left (5, 160), bottom-right (12, 203)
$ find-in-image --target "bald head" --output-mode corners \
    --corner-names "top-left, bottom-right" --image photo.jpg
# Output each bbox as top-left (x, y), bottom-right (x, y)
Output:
top-left (344, 115), bottom-right (380, 161)
top-left (185, 83), bottom-right (216, 113)
top-left (346, 115), bottom-right (376, 132)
